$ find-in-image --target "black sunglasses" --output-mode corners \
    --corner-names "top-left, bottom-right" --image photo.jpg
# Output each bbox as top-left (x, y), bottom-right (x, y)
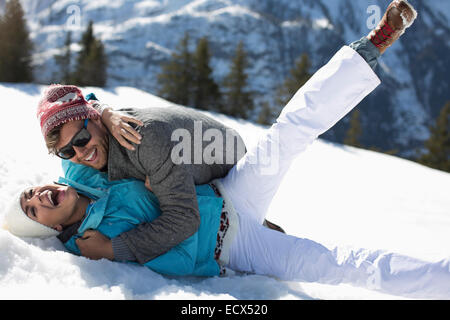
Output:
top-left (56, 119), bottom-right (91, 159)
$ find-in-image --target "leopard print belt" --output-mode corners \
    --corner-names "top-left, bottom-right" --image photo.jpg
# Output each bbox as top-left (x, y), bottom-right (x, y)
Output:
top-left (209, 182), bottom-right (230, 276)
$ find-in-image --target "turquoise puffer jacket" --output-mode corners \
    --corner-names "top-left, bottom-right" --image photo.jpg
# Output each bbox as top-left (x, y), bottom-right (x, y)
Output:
top-left (59, 160), bottom-right (224, 277)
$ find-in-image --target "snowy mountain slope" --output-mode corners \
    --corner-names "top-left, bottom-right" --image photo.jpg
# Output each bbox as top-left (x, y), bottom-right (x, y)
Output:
top-left (0, 83), bottom-right (449, 300)
top-left (2, 0), bottom-right (449, 156)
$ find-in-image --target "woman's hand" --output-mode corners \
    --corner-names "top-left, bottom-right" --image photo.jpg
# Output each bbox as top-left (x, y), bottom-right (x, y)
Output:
top-left (101, 108), bottom-right (144, 151)
top-left (76, 230), bottom-right (114, 261)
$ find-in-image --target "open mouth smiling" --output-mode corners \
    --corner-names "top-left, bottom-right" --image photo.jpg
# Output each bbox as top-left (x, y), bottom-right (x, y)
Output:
top-left (45, 190), bottom-right (58, 206)
top-left (34, 187), bottom-right (66, 208)
top-left (83, 148), bottom-right (97, 162)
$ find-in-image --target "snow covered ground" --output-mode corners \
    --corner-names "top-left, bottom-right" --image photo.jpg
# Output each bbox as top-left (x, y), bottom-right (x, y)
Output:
top-left (0, 83), bottom-right (449, 300)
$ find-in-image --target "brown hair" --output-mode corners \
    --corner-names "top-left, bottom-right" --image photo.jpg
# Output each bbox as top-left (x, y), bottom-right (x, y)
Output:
top-left (45, 125), bottom-right (62, 155)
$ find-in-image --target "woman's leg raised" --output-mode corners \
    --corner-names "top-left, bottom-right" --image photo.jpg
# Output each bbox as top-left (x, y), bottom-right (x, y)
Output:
top-left (220, 45), bottom-right (381, 224)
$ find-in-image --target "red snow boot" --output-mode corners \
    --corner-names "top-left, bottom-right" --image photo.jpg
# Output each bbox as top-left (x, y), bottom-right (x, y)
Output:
top-left (367, 0), bottom-right (418, 55)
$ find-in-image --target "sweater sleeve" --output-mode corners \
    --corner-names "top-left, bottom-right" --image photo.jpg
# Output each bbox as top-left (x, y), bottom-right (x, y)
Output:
top-left (116, 164), bottom-right (201, 264)
top-left (111, 236), bottom-right (137, 262)
top-left (112, 120), bottom-right (201, 264)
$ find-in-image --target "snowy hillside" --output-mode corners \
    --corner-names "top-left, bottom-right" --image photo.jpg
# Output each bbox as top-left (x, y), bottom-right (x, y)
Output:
top-left (4, 0), bottom-right (450, 156)
top-left (0, 83), bottom-right (449, 300)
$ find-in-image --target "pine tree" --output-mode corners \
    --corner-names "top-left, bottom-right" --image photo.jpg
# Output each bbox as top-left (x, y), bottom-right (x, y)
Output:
top-left (418, 101), bottom-right (450, 172)
top-left (344, 109), bottom-right (363, 148)
top-left (86, 37), bottom-right (107, 86)
top-left (72, 21), bottom-right (107, 87)
top-left (192, 37), bottom-right (221, 111)
top-left (157, 32), bottom-right (194, 106)
top-left (53, 31), bottom-right (73, 84)
top-left (222, 41), bottom-right (254, 119)
top-left (0, 0), bottom-right (33, 82)
top-left (257, 101), bottom-right (275, 126)
top-left (275, 53), bottom-right (312, 111)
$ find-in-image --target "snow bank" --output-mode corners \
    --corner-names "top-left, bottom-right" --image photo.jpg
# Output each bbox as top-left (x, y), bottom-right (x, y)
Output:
top-left (0, 83), bottom-right (449, 300)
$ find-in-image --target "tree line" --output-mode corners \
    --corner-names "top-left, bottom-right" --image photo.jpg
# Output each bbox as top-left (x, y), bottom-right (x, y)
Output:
top-left (157, 33), bottom-right (257, 120)
top-left (0, 0), bottom-right (448, 172)
top-left (344, 102), bottom-right (449, 173)
top-left (53, 21), bottom-right (107, 87)
top-left (0, 0), bottom-right (107, 87)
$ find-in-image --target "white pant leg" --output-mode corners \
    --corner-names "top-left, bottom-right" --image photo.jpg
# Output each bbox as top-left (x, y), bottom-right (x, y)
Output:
top-left (227, 214), bottom-right (450, 299)
top-left (226, 213), bottom-right (347, 283)
top-left (221, 46), bottom-right (381, 224)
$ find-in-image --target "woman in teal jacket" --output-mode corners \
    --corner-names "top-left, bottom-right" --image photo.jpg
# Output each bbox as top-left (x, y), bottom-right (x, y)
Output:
top-left (59, 160), bottom-right (225, 277)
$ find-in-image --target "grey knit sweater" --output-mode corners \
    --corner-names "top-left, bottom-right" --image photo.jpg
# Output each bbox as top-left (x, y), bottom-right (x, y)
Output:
top-left (107, 105), bottom-right (246, 264)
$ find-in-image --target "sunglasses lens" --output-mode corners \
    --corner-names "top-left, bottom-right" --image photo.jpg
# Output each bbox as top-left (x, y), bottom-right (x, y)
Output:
top-left (56, 128), bottom-right (92, 159)
top-left (72, 129), bottom-right (91, 147)
top-left (57, 147), bottom-right (75, 160)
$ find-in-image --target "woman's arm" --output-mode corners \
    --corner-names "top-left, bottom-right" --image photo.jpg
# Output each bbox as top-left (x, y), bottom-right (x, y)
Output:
top-left (86, 93), bottom-right (144, 151)
top-left (66, 228), bottom-right (196, 276)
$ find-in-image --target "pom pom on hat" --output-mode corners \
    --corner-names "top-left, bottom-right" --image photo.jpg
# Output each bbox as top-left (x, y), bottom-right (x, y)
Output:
top-left (2, 191), bottom-right (60, 238)
top-left (37, 84), bottom-right (100, 138)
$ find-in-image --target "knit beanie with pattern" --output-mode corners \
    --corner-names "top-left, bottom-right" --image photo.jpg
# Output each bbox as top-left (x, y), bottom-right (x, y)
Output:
top-left (37, 84), bottom-right (100, 138)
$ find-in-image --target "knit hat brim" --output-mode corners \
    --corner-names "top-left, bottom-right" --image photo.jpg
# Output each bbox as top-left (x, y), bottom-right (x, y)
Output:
top-left (3, 191), bottom-right (60, 238)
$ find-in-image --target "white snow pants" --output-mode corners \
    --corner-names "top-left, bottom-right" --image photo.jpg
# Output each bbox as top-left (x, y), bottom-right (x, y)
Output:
top-left (218, 46), bottom-right (450, 299)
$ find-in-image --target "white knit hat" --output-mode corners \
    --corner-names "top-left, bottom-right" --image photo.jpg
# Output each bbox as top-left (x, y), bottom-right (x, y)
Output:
top-left (2, 191), bottom-right (60, 238)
